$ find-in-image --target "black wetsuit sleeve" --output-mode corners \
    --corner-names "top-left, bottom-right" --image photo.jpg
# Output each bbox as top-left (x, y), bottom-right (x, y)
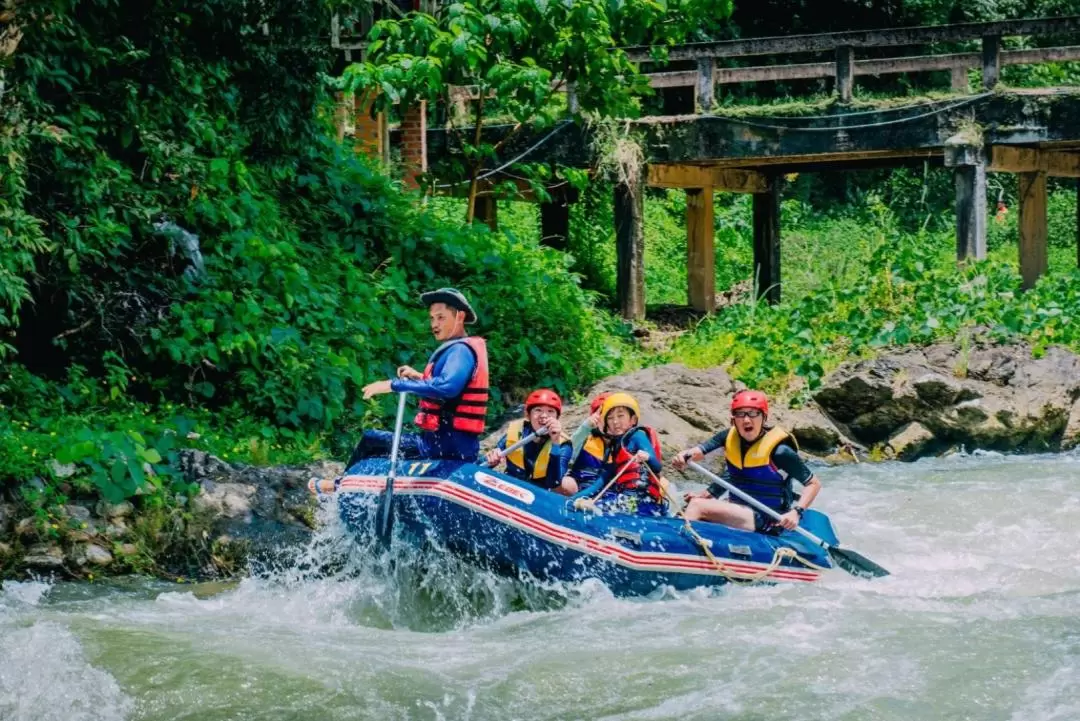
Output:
top-left (772, 443), bottom-right (814, 484)
top-left (698, 428), bottom-right (730, 456)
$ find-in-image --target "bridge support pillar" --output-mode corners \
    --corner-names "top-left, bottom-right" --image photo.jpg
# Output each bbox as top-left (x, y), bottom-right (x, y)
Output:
top-left (752, 176), bottom-right (781, 304)
top-left (474, 192), bottom-right (498, 231)
top-left (540, 197), bottom-right (570, 251)
top-left (686, 187), bottom-right (716, 312)
top-left (1019, 170), bottom-right (1048, 290)
top-left (401, 101), bottom-right (428, 189)
top-left (615, 175), bottom-right (646, 320)
top-left (946, 141), bottom-right (987, 262)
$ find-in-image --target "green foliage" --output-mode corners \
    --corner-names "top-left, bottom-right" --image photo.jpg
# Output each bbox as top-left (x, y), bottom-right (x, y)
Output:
top-left (2, 0), bottom-right (625, 518)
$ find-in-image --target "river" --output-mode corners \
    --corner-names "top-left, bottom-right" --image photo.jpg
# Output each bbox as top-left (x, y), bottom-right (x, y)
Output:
top-left (2, 451), bottom-right (1078, 721)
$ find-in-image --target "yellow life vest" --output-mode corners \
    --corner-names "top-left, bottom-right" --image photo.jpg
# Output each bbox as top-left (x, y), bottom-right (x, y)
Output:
top-left (725, 427), bottom-right (797, 469)
top-left (580, 434), bottom-right (606, 463)
top-left (506, 419), bottom-right (553, 481)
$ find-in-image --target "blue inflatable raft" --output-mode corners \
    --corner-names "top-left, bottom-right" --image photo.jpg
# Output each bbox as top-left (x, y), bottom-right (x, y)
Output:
top-left (324, 457), bottom-right (841, 595)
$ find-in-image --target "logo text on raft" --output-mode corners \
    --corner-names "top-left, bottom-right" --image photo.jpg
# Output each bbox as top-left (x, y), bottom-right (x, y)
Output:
top-left (474, 472), bottom-right (535, 504)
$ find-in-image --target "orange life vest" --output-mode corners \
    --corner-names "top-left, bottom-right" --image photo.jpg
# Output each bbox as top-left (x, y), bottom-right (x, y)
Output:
top-left (413, 336), bottom-right (489, 435)
top-left (608, 426), bottom-right (664, 501)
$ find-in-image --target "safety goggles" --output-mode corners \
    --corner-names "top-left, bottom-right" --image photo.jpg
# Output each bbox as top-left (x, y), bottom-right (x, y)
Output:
top-left (732, 409), bottom-right (764, 419)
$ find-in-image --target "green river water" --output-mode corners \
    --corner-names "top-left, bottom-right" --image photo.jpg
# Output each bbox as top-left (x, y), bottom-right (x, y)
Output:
top-left (2, 451), bottom-right (1078, 721)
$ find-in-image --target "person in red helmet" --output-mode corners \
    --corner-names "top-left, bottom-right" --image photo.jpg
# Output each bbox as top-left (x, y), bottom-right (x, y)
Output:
top-left (485, 389), bottom-right (574, 493)
top-left (672, 389), bottom-right (821, 534)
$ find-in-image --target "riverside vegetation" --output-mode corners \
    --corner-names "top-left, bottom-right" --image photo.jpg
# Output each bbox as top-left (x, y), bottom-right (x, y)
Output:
top-left (2, 0), bottom-right (1079, 578)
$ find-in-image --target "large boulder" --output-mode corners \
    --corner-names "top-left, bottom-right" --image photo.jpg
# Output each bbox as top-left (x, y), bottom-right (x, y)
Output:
top-left (814, 342), bottom-right (1080, 457)
top-left (181, 450), bottom-right (341, 553)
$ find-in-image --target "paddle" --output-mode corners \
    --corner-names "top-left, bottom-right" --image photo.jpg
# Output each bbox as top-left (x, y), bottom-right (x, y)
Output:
top-left (375, 391), bottom-right (408, 546)
top-left (479, 427), bottom-right (550, 467)
top-left (687, 461), bottom-right (890, 579)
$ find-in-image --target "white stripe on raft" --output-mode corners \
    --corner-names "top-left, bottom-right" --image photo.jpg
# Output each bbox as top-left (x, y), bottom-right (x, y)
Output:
top-left (336, 475), bottom-right (822, 583)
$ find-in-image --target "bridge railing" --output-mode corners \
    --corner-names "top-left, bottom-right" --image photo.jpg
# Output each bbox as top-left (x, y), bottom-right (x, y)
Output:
top-left (626, 16), bottom-right (1080, 107)
top-left (335, 14), bottom-right (1080, 111)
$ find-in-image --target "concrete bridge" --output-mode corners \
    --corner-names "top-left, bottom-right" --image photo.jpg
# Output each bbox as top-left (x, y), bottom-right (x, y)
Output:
top-left (334, 14), bottom-right (1080, 319)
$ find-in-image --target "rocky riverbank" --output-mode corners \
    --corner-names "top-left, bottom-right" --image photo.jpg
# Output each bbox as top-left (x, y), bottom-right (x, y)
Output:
top-left (503, 339), bottom-right (1080, 475)
top-left (4, 340), bottom-right (1078, 580)
top-left (1, 450), bottom-right (342, 581)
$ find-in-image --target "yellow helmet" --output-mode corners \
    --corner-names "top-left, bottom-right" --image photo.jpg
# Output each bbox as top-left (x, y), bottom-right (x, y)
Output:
top-left (600, 392), bottom-right (641, 422)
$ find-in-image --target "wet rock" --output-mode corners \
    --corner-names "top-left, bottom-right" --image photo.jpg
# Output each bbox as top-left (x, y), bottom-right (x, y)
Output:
top-left (886, 422), bottom-right (936, 461)
top-left (24, 543), bottom-right (64, 569)
top-left (15, 517), bottom-right (37, 538)
top-left (1065, 400), bottom-right (1080, 451)
top-left (104, 520), bottom-right (129, 539)
top-left (84, 544), bottom-right (114, 567)
top-left (0, 504), bottom-right (14, 534)
top-left (117, 543), bottom-right (139, 557)
top-left (0, 542), bottom-right (11, 558)
top-left (179, 450), bottom-right (236, 484)
top-left (63, 504), bottom-right (93, 523)
top-left (194, 482), bottom-right (256, 519)
top-left (65, 528), bottom-right (95, 543)
top-left (176, 449), bottom-right (335, 560)
top-left (95, 501), bottom-right (134, 519)
top-left (912, 373), bottom-right (966, 408)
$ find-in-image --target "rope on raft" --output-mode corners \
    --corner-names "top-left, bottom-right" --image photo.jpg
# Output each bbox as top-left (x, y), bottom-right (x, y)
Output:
top-left (652, 468), bottom-right (830, 583)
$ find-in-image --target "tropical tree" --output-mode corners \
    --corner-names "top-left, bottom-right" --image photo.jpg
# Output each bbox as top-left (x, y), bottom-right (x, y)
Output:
top-left (342, 0), bottom-right (732, 221)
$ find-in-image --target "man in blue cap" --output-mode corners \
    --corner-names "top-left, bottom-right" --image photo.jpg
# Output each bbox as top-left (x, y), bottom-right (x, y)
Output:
top-left (349, 287), bottom-right (489, 464)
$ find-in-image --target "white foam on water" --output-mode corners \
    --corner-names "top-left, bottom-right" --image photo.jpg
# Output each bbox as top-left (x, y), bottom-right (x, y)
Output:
top-left (0, 620), bottom-right (133, 721)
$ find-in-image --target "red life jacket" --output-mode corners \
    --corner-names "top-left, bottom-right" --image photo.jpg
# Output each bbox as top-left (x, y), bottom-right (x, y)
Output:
top-left (413, 336), bottom-right (489, 435)
top-left (608, 426), bottom-right (663, 501)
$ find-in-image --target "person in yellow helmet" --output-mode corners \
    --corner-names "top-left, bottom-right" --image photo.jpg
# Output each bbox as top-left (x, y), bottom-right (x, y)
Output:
top-left (572, 393), bottom-right (668, 517)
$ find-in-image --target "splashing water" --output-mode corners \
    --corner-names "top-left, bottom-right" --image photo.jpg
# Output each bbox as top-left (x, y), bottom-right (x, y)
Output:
top-left (2, 451), bottom-right (1079, 720)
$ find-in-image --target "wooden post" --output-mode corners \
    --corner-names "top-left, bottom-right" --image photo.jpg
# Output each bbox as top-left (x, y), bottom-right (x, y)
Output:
top-left (835, 46), bottom-right (855, 103)
top-left (1019, 170), bottom-right (1048, 290)
top-left (540, 198), bottom-right (570, 251)
top-left (615, 177), bottom-right (646, 320)
top-left (752, 177), bottom-right (781, 304)
top-left (696, 59), bottom-right (716, 113)
top-left (686, 188), bottom-right (716, 312)
top-left (982, 35), bottom-right (1001, 90)
top-left (947, 142), bottom-right (988, 262)
top-left (474, 193), bottom-right (498, 231)
top-left (950, 67), bottom-right (969, 93)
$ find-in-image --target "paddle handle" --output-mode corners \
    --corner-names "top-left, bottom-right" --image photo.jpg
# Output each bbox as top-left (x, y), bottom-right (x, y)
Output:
top-left (387, 392), bottom-right (408, 479)
top-left (377, 391), bottom-right (409, 542)
top-left (687, 461), bottom-right (831, 550)
top-left (479, 428), bottom-right (549, 467)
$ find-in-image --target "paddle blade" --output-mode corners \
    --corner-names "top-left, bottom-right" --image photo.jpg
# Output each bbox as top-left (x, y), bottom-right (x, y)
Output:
top-left (828, 546), bottom-right (890, 578)
top-left (375, 485), bottom-right (394, 545)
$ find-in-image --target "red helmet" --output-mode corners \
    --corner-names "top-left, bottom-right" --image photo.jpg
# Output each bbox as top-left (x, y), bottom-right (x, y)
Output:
top-left (525, 389), bottom-right (562, 416)
top-left (731, 389), bottom-right (769, 416)
top-left (589, 392), bottom-right (612, 415)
